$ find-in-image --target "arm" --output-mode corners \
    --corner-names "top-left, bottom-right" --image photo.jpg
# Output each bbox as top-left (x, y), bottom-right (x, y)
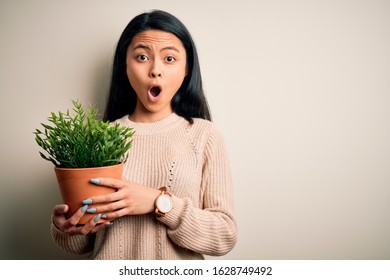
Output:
top-left (50, 204), bottom-right (106, 255)
top-left (158, 125), bottom-right (237, 256)
top-left (80, 125), bottom-right (237, 256)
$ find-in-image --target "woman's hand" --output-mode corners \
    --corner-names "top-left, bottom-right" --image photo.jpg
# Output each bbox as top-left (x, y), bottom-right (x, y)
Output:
top-left (82, 178), bottom-right (161, 220)
top-left (52, 204), bottom-right (111, 235)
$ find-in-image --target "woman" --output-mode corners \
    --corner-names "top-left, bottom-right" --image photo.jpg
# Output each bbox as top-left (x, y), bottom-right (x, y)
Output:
top-left (51, 10), bottom-right (237, 260)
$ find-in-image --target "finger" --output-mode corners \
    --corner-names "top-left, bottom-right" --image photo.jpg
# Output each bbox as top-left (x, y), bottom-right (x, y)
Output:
top-left (52, 204), bottom-right (69, 230)
top-left (65, 214), bottom-right (102, 235)
top-left (103, 208), bottom-right (130, 220)
top-left (90, 177), bottom-right (127, 189)
top-left (53, 204), bottom-right (69, 216)
top-left (90, 222), bottom-right (114, 234)
top-left (83, 191), bottom-right (124, 205)
top-left (79, 214), bottom-right (102, 235)
top-left (62, 205), bottom-right (88, 230)
top-left (87, 200), bottom-right (128, 214)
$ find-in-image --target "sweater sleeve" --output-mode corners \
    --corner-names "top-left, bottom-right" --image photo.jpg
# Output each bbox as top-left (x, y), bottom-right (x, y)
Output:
top-left (158, 125), bottom-right (237, 256)
top-left (50, 216), bottom-right (94, 256)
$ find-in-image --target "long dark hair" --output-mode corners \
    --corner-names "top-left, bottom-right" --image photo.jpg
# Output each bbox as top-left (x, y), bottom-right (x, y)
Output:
top-left (103, 10), bottom-right (211, 124)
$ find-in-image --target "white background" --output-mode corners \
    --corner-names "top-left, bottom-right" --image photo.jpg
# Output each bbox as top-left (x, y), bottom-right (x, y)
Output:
top-left (0, 0), bottom-right (389, 260)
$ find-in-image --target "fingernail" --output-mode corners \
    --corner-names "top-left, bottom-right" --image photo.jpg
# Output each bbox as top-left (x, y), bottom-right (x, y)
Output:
top-left (82, 198), bottom-right (93, 205)
top-left (81, 205), bottom-right (88, 213)
top-left (90, 178), bottom-right (100, 185)
top-left (101, 214), bottom-right (107, 219)
top-left (86, 208), bottom-right (97, 213)
top-left (105, 222), bottom-right (113, 228)
top-left (94, 214), bottom-right (102, 223)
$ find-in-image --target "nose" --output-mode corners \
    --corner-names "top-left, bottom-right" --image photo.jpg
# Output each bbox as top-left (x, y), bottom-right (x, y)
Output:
top-left (149, 62), bottom-right (162, 78)
top-left (150, 72), bottom-right (162, 78)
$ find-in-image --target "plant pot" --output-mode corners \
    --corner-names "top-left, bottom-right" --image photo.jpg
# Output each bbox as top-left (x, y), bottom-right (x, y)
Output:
top-left (54, 163), bottom-right (123, 224)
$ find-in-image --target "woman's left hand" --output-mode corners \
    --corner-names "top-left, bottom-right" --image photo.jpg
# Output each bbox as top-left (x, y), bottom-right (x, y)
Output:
top-left (83, 178), bottom-right (161, 220)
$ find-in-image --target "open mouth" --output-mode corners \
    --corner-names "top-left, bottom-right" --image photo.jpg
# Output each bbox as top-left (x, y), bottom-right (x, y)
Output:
top-left (149, 86), bottom-right (161, 97)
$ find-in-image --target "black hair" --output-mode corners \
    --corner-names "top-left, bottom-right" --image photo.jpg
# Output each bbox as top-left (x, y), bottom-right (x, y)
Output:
top-left (103, 10), bottom-right (211, 124)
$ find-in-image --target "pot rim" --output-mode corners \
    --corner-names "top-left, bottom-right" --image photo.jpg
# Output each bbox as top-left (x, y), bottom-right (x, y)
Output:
top-left (54, 162), bottom-right (123, 171)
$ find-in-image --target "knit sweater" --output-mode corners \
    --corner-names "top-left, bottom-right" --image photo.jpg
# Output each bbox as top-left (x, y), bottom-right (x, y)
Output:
top-left (51, 113), bottom-right (237, 259)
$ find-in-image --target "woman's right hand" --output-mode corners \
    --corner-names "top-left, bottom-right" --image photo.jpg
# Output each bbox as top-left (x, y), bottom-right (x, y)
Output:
top-left (52, 204), bottom-right (110, 235)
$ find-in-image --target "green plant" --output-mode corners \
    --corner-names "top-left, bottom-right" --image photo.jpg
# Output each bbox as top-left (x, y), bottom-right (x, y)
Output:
top-left (34, 100), bottom-right (135, 168)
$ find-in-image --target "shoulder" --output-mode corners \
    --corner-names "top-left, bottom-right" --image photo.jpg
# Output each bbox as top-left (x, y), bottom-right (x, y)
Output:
top-left (194, 117), bottom-right (224, 135)
top-left (191, 117), bottom-right (213, 130)
top-left (111, 115), bottom-right (130, 126)
top-left (188, 118), bottom-right (226, 147)
top-left (187, 118), bottom-right (215, 136)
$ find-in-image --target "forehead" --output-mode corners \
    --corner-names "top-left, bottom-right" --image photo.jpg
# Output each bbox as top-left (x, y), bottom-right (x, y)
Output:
top-left (130, 30), bottom-right (185, 49)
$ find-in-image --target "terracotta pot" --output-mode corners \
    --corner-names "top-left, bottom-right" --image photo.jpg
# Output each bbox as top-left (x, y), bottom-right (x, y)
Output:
top-left (54, 163), bottom-right (123, 224)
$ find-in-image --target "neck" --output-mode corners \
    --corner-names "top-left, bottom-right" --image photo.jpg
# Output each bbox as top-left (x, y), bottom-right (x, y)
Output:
top-left (129, 108), bottom-right (174, 123)
top-left (123, 112), bottom-right (182, 136)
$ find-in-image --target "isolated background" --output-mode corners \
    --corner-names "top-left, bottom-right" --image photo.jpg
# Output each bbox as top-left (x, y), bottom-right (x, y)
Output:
top-left (0, 0), bottom-right (389, 259)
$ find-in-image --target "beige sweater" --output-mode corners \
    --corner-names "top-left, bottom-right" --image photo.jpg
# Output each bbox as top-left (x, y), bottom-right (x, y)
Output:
top-left (51, 113), bottom-right (237, 259)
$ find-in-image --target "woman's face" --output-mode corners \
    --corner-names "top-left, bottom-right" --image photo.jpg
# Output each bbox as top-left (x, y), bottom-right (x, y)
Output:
top-left (126, 29), bottom-right (187, 122)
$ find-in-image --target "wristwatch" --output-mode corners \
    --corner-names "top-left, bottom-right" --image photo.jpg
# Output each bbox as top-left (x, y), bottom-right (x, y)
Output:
top-left (155, 187), bottom-right (173, 217)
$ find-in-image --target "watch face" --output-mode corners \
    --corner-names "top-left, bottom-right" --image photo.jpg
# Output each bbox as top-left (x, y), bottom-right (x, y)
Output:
top-left (157, 194), bottom-right (173, 213)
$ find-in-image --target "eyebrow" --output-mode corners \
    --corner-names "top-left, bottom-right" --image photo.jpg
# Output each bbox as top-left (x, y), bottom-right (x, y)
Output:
top-left (132, 44), bottom-right (180, 53)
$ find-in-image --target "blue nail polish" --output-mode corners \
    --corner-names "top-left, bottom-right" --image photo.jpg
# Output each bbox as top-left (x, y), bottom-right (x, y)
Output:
top-left (82, 198), bottom-right (93, 205)
top-left (105, 222), bottom-right (113, 228)
top-left (86, 208), bottom-right (97, 213)
top-left (81, 205), bottom-right (88, 213)
top-left (90, 178), bottom-right (100, 185)
top-left (94, 214), bottom-right (102, 223)
top-left (101, 214), bottom-right (107, 219)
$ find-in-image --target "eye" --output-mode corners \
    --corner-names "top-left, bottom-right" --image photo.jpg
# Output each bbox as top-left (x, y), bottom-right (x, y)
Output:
top-left (165, 56), bottom-right (176, 63)
top-left (137, 54), bottom-right (148, 61)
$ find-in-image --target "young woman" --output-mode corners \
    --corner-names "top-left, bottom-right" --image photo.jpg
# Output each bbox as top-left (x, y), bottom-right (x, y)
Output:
top-left (51, 10), bottom-right (237, 260)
